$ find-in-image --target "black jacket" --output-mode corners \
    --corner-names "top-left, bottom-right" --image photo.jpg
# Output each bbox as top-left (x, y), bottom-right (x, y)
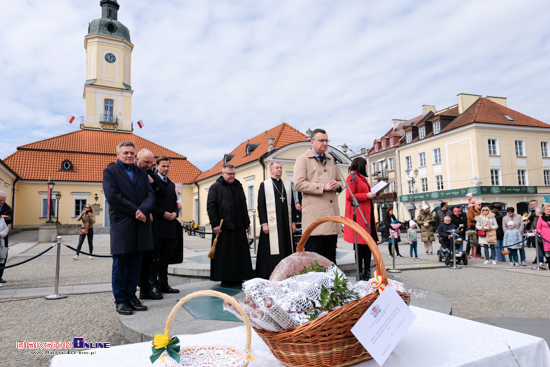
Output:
top-left (450, 213), bottom-right (466, 237)
top-left (152, 173), bottom-right (178, 239)
top-left (207, 176), bottom-right (250, 230)
top-left (381, 213), bottom-right (397, 238)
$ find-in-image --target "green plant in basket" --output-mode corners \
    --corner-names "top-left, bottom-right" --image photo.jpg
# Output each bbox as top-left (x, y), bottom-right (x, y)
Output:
top-left (288, 259), bottom-right (327, 277)
top-left (307, 270), bottom-right (359, 321)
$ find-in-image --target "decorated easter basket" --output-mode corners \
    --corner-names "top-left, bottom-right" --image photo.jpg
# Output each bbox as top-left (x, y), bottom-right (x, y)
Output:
top-left (151, 290), bottom-right (252, 367)
top-left (253, 216), bottom-right (411, 367)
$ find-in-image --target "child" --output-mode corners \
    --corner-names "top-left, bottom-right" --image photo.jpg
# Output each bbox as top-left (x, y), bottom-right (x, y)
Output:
top-left (407, 220), bottom-right (419, 260)
top-left (503, 220), bottom-right (523, 266)
top-left (389, 220), bottom-right (403, 257)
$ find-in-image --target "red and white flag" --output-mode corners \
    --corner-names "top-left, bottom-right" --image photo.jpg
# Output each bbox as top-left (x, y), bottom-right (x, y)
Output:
top-left (66, 114), bottom-right (75, 123)
top-left (137, 120), bottom-right (144, 129)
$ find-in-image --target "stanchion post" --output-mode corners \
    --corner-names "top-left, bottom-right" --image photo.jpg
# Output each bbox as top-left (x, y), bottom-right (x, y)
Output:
top-left (531, 230), bottom-right (546, 271)
top-left (387, 237), bottom-right (401, 274)
top-left (448, 230), bottom-right (461, 269)
top-left (45, 236), bottom-right (67, 300)
top-left (252, 209), bottom-right (257, 257)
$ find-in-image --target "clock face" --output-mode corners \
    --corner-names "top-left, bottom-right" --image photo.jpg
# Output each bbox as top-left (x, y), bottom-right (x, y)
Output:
top-left (105, 53), bottom-right (116, 63)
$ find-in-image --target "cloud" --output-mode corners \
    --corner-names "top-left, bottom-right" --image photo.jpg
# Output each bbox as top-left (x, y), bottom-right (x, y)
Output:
top-left (1, 0), bottom-right (549, 170)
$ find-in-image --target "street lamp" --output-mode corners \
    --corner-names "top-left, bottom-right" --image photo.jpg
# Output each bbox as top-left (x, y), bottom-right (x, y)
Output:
top-left (55, 192), bottom-right (61, 224)
top-left (46, 181), bottom-right (55, 223)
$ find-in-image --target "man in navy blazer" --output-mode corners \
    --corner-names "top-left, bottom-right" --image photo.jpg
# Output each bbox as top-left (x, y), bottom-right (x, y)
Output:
top-left (103, 141), bottom-right (155, 315)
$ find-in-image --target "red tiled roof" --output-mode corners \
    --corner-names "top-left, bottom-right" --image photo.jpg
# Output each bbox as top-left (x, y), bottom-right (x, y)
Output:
top-left (196, 123), bottom-right (307, 181)
top-left (4, 130), bottom-right (202, 183)
top-left (443, 98), bottom-right (550, 131)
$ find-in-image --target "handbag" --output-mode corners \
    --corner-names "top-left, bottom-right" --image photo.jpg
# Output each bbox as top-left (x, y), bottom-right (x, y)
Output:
top-left (486, 230), bottom-right (497, 244)
top-left (80, 227), bottom-right (88, 235)
top-left (477, 230), bottom-right (486, 237)
top-left (501, 248), bottom-right (510, 255)
top-left (0, 245), bottom-right (7, 261)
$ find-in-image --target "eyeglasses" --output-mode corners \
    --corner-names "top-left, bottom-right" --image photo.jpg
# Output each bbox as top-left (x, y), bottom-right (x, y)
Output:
top-left (223, 172), bottom-right (236, 176)
top-left (314, 139), bottom-right (330, 143)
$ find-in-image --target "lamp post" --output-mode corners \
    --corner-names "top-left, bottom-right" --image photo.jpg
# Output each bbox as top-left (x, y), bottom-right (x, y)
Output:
top-left (46, 181), bottom-right (55, 223)
top-left (55, 192), bottom-right (61, 224)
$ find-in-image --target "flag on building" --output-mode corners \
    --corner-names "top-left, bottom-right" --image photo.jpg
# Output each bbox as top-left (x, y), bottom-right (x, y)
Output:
top-left (137, 120), bottom-right (144, 129)
top-left (66, 115), bottom-right (75, 123)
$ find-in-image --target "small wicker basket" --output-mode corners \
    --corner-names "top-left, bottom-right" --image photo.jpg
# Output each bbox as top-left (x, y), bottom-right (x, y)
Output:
top-left (159, 290), bottom-right (252, 367)
top-left (253, 216), bottom-right (411, 367)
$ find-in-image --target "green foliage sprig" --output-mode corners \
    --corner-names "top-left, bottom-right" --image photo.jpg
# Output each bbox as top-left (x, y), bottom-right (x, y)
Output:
top-left (288, 259), bottom-right (327, 277)
top-left (307, 270), bottom-right (359, 321)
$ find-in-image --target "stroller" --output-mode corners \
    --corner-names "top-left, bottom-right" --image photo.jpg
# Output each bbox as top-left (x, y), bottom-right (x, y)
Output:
top-left (438, 225), bottom-right (468, 266)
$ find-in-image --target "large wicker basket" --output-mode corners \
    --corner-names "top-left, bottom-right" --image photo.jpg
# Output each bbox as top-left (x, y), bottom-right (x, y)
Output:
top-left (253, 216), bottom-right (411, 367)
top-left (160, 290), bottom-right (252, 367)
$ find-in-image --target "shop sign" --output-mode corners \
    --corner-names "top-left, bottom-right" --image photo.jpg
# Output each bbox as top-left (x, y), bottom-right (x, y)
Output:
top-left (399, 186), bottom-right (538, 202)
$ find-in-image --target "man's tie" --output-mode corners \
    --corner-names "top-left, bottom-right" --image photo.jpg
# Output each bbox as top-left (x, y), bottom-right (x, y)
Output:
top-left (318, 155), bottom-right (325, 163)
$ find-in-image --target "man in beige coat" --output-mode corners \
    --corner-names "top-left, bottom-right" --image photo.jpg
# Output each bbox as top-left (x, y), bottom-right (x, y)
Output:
top-left (294, 128), bottom-right (342, 263)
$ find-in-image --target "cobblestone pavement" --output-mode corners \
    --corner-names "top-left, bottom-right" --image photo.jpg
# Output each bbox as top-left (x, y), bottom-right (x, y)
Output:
top-left (1, 230), bottom-right (548, 366)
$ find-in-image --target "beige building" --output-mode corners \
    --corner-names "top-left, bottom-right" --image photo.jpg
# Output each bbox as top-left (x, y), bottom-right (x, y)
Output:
top-left (396, 94), bottom-right (550, 219)
top-left (193, 124), bottom-right (351, 237)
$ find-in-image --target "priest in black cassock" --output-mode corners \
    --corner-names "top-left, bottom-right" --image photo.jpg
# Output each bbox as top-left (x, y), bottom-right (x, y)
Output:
top-left (207, 164), bottom-right (254, 286)
top-left (255, 161), bottom-right (297, 279)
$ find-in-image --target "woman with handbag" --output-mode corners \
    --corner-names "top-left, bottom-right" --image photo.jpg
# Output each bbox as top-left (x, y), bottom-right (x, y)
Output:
top-left (74, 204), bottom-right (96, 260)
top-left (475, 207), bottom-right (498, 264)
top-left (535, 203), bottom-right (550, 267)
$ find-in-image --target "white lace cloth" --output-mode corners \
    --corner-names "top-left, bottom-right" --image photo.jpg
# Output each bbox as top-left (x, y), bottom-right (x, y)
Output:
top-left (50, 306), bottom-right (550, 367)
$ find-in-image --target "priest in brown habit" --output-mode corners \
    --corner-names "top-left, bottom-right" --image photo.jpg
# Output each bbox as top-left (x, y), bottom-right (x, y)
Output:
top-left (255, 161), bottom-right (297, 279)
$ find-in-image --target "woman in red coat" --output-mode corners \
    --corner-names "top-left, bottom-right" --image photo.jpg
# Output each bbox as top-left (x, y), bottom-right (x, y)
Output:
top-left (344, 157), bottom-right (379, 280)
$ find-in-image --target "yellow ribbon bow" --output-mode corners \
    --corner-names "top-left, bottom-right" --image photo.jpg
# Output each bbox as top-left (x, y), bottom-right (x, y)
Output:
top-left (370, 270), bottom-right (387, 294)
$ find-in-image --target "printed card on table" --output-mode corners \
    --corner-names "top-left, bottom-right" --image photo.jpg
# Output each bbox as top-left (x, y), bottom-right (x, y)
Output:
top-left (351, 287), bottom-right (416, 366)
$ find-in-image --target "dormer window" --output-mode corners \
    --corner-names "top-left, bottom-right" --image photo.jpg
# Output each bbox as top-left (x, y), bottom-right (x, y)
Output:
top-left (419, 127), bottom-right (425, 139)
top-left (433, 121), bottom-right (441, 134)
top-left (382, 140), bottom-right (386, 149)
top-left (503, 114), bottom-right (514, 121)
top-left (223, 154), bottom-right (235, 164)
top-left (245, 143), bottom-right (259, 156)
top-left (390, 138), bottom-right (394, 147)
top-left (375, 144), bottom-right (378, 152)
top-left (59, 160), bottom-right (74, 172)
top-left (406, 132), bottom-right (412, 143)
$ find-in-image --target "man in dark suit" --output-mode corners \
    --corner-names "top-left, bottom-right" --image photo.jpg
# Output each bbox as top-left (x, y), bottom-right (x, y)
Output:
top-left (150, 156), bottom-right (180, 293)
top-left (0, 191), bottom-right (12, 283)
top-left (103, 141), bottom-right (155, 315)
top-left (135, 148), bottom-right (163, 300)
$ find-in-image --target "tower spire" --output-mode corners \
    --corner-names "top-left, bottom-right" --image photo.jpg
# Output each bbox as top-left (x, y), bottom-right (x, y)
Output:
top-left (100, 0), bottom-right (120, 20)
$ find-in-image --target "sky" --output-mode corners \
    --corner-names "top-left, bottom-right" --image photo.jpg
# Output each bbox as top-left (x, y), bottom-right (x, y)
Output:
top-left (1, 0), bottom-right (549, 171)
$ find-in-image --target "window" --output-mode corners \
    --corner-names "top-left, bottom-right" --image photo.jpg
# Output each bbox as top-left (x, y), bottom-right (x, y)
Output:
top-left (41, 197), bottom-right (58, 218)
top-left (388, 157), bottom-right (394, 170)
top-left (490, 169), bottom-right (501, 186)
top-left (433, 121), bottom-right (440, 134)
top-left (405, 156), bottom-right (412, 171)
top-left (193, 195), bottom-right (199, 222)
top-left (515, 140), bottom-right (525, 157)
top-left (433, 148), bottom-right (441, 164)
top-left (375, 144), bottom-right (378, 152)
top-left (74, 199), bottom-right (87, 217)
top-left (517, 169), bottom-right (528, 186)
top-left (542, 141), bottom-right (549, 158)
top-left (435, 175), bottom-right (444, 190)
top-left (503, 114), bottom-right (514, 121)
top-left (544, 170), bottom-right (550, 186)
top-left (488, 139), bottom-right (499, 156)
top-left (418, 152), bottom-right (426, 167)
top-left (406, 132), bottom-right (412, 143)
top-left (382, 140), bottom-right (386, 149)
top-left (407, 180), bottom-right (415, 194)
top-left (104, 99), bottom-right (114, 118)
top-left (371, 162), bottom-right (377, 174)
top-left (247, 185), bottom-right (255, 210)
top-left (419, 127), bottom-right (425, 139)
top-left (421, 177), bottom-right (428, 192)
top-left (389, 180), bottom-right (396, 192)
top-left (390, 139), bottom-right (394, 147)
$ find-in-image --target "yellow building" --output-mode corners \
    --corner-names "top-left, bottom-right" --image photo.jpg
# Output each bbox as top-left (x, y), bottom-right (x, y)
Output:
top-left (396, 94), bottom-right (550, 219)
top-left (3, 0), bottom-right (201, 229)
top-left (193, 124), bottom-right (351, 237)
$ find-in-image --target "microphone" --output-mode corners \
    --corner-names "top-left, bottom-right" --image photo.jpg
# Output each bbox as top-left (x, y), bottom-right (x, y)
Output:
top-left (350, 171), bottom-right (358, 184)
top-left (328, 150), bottom-right (343, 164)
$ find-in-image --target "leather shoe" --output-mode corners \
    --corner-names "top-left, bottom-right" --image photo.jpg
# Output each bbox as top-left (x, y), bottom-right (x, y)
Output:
top-left (116, 302), bottom-right (133, 315)
top-left (160, 286), bottom-right (180, 294)
top-left (140, 289), bottom-right (163, 300)
top-left (126, 298), bottom-right (148, 311)
top-left (0, 278), bottom-right (6, 283)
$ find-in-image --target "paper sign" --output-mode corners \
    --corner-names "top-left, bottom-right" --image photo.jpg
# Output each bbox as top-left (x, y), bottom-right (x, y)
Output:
top-left (351, 287), bottom-right (416, 366)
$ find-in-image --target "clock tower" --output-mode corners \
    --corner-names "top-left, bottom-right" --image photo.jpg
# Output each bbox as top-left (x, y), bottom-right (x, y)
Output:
top-left (83, 0), bottom-right (134, 132)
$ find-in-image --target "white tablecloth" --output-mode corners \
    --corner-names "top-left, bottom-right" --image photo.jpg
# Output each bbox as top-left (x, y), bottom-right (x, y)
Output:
top-left (51, 306), bottom-right (550, 367)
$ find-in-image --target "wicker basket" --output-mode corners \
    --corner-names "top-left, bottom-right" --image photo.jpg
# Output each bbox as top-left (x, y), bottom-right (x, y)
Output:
top-left (253, 216), bottom-right (411, 367)
top-left (160, 290), bottom-right (252, 367)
